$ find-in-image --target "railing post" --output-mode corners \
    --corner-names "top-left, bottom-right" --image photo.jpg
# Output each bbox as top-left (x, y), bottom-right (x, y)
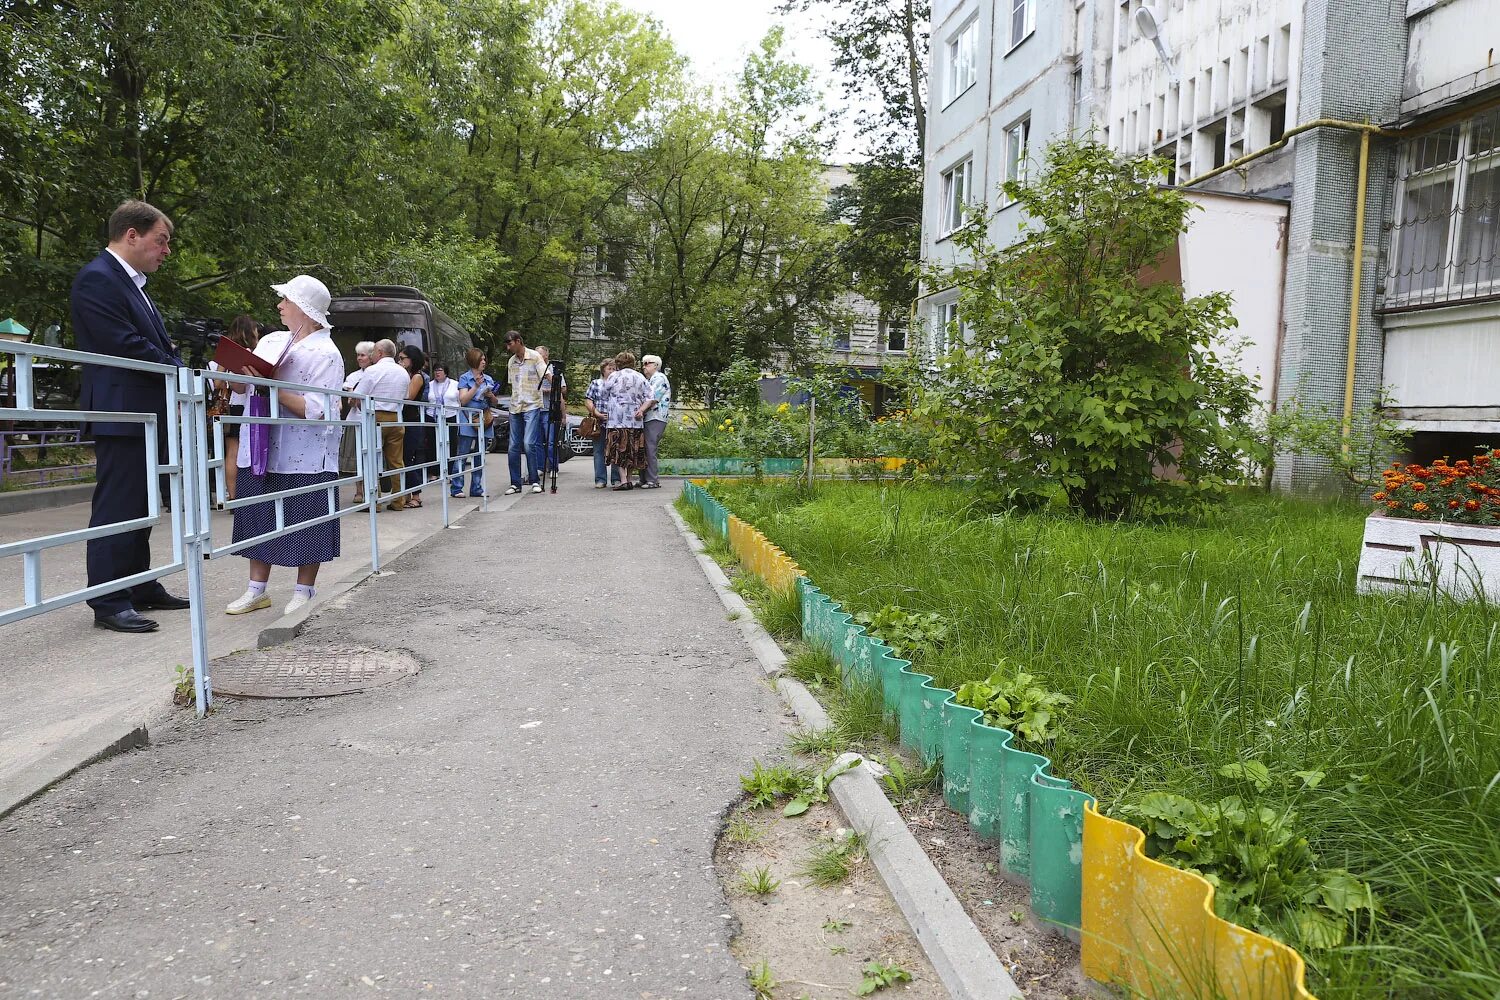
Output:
top-left (363, 401), bottom-right (380, 573)
top-left (436, 410), bottom-right (451, 527)
top-left (478, 411), bottom-right (489, 512)
top-left (177, 368), bottom-right (212, 716)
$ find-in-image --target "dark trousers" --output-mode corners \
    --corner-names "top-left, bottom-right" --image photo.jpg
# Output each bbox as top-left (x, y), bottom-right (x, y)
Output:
top-left (86, 434), bottom-right (169, 615)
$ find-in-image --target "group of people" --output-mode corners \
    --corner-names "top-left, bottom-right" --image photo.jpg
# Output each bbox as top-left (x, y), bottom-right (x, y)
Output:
top-left (583, 352), bottom-right (671, 490)
top-left (71, 198), bottom-right (675, 635)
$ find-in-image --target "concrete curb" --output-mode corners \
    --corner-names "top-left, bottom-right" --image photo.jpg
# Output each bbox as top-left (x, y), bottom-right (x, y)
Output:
top-left (0, 715), bottom-right (155, 821)
top-left (0, 482), bottom-right (93, 515)
top-left (666, 503), bottom-right (1022, 1000)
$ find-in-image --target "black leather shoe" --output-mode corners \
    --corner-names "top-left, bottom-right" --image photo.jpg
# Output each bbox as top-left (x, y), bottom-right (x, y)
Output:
top-left (94, 610), bottom-right (160, 633)
top-left (135, 592), bottom-right (190, 611)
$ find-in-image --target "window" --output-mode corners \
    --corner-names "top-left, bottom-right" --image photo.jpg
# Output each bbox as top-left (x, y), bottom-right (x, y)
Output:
top-left (1388, 107), bottom-right (1500, 307)
top-left (946, 20), bottom-right (978, 104)
top-left (832, 328), bottom-right (851, 351)
top-left (1003, 118), bottom-right (1031, 202)
top-left (881, 316), bottom-right (908, 353)
top-left (1009, 0), bottom-right (1035, 49)
top-left (590, 305), bottom-right (609, 338)
top-left (940, 157), bottom-right (973, 235)
top-left (937, 301), bottom-right (970, 353)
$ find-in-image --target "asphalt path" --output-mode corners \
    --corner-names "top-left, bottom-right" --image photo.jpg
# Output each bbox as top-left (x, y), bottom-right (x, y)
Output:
top-left (0, 475), bottom-right (789, 998)
top-left (0, 479), bottom-right (485, 814)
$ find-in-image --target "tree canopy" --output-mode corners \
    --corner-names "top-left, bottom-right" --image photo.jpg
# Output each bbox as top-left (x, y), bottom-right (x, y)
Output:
top-left (1, 0), bottom-right (849, 386)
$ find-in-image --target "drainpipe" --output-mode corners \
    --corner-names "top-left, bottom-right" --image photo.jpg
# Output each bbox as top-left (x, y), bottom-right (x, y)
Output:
top-left (1180, 118), bottom-right (1398, 456)
top-left (1342, 129), bottom-right (1372, 456)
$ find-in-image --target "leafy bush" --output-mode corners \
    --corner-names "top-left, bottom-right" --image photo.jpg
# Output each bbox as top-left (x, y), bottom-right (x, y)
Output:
top-left (953, 663), bottom-right (1072, 743)
top-left (915, 137), bottom-right (1261, 518)
top-left (1118, 786), bottom-right (1377, 952)
top-left (852, 605), bottom-right (949, 663)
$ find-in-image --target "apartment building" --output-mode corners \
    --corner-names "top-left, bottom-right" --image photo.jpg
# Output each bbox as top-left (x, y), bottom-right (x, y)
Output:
top-left (922, 0), bottom-right (1500, 490)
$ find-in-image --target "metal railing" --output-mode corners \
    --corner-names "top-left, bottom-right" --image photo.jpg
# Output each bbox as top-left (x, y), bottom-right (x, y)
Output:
top-left (1, 342), bottom-right (491, 718)
top-left (0, 342), bottom-right (188, 627)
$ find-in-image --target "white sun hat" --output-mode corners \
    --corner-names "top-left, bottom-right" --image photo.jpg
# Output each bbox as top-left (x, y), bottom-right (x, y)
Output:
top-left (270, 274), bottom-right (333, 330)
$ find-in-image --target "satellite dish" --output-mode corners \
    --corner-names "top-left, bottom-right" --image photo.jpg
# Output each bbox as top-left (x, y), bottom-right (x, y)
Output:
top-left (1133, 5), bottom-right (1161, 40)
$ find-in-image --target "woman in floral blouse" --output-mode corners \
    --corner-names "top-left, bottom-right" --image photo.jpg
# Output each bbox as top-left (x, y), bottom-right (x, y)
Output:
top-left (602, 351), bottom-right (651, 491)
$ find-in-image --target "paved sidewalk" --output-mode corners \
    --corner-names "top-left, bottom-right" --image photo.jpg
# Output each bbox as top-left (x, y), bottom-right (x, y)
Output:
top-left (0, 484), bottom-right (485, 816)
top-left (0, 472), bottom-right (789, 998)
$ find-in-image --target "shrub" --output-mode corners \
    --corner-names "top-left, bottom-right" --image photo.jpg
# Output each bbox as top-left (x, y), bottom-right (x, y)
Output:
top-left (916, 136), bottom-right (1261, 518)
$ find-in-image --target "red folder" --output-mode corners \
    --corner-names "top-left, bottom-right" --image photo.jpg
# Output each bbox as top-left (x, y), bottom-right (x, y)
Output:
top-left (211, 336), bottom-right (275, 378)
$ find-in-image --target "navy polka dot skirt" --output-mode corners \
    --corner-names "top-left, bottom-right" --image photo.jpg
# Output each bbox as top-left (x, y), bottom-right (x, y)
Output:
top-left (232, 470), bottom-right (342, 567)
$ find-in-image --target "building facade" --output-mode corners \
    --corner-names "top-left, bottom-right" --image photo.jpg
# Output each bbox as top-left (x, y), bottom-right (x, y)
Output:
top-left (921, 0), bottom-right (1500, 490)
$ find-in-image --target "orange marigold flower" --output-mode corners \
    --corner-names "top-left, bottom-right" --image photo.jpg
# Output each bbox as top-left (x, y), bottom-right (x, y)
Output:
top-left (1449, 499), bottom-right (1462, 509)
top-left (1413, 502), bottom-right (1430, 513)
top-left (1372, 492), bottom-right (1387, 501)
top-left (1472, 481), bottom-right (1488, 492)
top-left (1466, 499), bottom-right (1482, 511)
top-left (1387, 501), bottom-right (1401, 509)
top-left (1413, 482), bottom-right (1427, 491)
top-left (1442, 477), bottom-right (1459, 487)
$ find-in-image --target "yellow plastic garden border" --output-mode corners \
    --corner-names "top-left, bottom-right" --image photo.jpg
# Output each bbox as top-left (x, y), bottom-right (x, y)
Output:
top-left (726, 513), bottom-right (805, 594)
top-left (1082, 802), bottom-right (1314, 999)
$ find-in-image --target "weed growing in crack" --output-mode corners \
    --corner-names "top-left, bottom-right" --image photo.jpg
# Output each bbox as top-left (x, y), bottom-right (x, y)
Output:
top-left (737, 865), bottom-right (781, 896)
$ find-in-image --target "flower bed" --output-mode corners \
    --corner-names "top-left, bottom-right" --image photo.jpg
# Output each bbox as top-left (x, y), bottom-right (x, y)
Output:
top-left (682, 480), bottom-right (1500, 1000)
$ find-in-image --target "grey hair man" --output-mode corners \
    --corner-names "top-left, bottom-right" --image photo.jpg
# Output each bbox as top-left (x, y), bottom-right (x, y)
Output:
top-left (363, 339), bottom-right (414, 510)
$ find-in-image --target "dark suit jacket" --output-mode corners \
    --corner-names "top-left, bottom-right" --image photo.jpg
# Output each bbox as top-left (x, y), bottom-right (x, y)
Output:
top-left (69, 251), bottom-right (183, 437)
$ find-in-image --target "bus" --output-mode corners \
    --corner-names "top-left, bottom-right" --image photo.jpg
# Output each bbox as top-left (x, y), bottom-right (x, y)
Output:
top-left (327, 286), bottom-right (474, 373)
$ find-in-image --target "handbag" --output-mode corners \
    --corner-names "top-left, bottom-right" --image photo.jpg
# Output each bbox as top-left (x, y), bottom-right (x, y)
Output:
top-left (247, 391), bottom-right (271, 476)
top-left (577, 414), bottom-right (601, 440)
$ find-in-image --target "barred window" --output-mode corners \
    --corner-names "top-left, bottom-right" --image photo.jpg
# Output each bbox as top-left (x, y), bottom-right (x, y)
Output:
top-left (1387, 107), bottom-right (1500, 308)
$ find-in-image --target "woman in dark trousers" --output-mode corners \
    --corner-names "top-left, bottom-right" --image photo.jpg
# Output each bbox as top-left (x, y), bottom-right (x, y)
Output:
top-left (398, 345), bottom-right (430, 508)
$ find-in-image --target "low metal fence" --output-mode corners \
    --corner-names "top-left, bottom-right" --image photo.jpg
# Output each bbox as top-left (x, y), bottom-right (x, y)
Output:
top-left (0, 428), bottom-right (96, 488)
top-left (0, 342), bottom-right (491, 718)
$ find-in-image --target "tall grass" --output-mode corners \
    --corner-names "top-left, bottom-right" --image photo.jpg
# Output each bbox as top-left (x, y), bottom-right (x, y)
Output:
top-left (711, 480), bottom-right (1500, 1000)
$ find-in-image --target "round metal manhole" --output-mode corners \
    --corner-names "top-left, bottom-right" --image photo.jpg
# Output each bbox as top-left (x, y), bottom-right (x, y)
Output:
top-left (211, 645), bottom-right (421, 699)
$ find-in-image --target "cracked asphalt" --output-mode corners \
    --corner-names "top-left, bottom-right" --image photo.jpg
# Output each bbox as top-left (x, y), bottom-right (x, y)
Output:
top-left (0, 477), bottom-right (790, 998)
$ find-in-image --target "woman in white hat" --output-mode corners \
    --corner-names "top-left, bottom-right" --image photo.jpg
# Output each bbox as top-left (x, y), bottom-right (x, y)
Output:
top-left (224, 275), bottom-right (346, 617)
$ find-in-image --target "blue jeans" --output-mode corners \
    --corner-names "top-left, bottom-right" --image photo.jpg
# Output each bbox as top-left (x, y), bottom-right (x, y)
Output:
top-left (508, 408), bottom-right (544, 487)
top-left (593, 435), bottom-right (621, 485)
top-left (451, 434), bottom-right (483, 496)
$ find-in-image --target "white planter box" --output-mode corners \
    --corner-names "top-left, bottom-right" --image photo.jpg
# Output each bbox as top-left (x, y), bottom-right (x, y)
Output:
top-left (1357, 511), bottom-right (1500, 601)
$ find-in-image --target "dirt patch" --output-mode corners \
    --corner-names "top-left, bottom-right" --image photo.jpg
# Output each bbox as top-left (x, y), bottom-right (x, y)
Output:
top-left (717, 795), bottom-right (948, 1000)
top-left (899, 787), bottom-right (1094, 1000)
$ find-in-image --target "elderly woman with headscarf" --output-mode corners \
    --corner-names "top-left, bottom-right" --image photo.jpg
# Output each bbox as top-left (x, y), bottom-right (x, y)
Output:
top-left (224, 275), bottom-right (345, 617)
top-left (603, 351), bottom-right (651, 491)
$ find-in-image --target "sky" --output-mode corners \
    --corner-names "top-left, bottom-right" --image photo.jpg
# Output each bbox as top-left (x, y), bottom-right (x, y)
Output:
top-left (614, 0), bottom-right (866, 160)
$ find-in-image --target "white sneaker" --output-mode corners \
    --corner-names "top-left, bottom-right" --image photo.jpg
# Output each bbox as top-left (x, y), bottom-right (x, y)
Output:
top-left (226, 590), bottom-right (272, 615)
top-left (284, 591), bottom-right (314, 617)
top-left (531, 483), bottom-right (544, 494)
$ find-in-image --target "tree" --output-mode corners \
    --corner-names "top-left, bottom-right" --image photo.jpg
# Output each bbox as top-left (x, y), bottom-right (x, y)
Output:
top-left (914, 138), bottom-right (1262, 518)
top-left (609, 30), bottom-right (849, 394)
top-left (779, 0), bottom-right (929, 318)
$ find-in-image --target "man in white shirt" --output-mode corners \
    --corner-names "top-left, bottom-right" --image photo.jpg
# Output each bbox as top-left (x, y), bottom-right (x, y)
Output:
top-left (361, 339), bottom-right (413, 511)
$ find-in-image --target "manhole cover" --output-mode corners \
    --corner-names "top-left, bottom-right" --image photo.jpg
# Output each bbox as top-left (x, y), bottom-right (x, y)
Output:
top-left (211, 645), bottom-right (421, 699)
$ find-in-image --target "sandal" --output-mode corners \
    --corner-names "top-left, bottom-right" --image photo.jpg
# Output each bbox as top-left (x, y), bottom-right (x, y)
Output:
top-left (408, 497), bottom-right (424, 509)
top-left (611, 483), bottom-right (634, 491)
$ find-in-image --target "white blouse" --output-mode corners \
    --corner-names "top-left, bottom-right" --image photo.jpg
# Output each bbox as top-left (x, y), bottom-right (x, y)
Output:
top-left (236, 327), bottom-right (345, 475)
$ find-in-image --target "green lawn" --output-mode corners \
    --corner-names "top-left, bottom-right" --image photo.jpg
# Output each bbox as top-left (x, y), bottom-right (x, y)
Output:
top-left (707, 480), bottom-right (1499, 1000)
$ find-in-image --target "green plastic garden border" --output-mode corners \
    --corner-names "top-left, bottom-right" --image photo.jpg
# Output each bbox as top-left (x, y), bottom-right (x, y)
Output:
top-left (683, 481), bottom-right (1092, 929)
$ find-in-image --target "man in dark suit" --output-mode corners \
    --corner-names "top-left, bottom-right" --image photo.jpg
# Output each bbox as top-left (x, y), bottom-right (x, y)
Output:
top-left (72, 200), bottom-right (190, 633)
